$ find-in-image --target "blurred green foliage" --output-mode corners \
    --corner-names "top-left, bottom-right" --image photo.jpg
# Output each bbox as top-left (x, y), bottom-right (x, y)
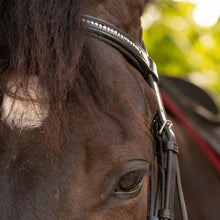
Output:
top-left (142, 0), bottom-right (220, 107)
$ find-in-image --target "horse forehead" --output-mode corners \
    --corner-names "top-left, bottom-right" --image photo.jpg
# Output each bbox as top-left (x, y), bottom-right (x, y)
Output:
top-left (73, 108), bottom-right (153, 164)
top-left (1, 76), bottom-right (49, 130)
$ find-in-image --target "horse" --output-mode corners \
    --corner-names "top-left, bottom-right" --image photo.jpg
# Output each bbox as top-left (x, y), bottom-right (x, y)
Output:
top-left (0, 0), bottom-right (187, 219)
top-left (174, 115), bottom-right (220, 220)
top-left (160, 76), bottom-right (220, 220)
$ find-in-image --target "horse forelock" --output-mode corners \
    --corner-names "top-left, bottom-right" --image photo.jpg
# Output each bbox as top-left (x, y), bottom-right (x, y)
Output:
top-left (0, 0), bottom-right (85, 146)
top-left (0, 0), bottom-right (155, 145)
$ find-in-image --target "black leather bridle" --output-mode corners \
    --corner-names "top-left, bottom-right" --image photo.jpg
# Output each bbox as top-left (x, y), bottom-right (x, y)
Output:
top-left (82, 15), bottom-right (188, 220)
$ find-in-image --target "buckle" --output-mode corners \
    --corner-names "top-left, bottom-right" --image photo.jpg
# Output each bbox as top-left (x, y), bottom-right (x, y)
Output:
top-left (159, 120), bottom-right (173, 134)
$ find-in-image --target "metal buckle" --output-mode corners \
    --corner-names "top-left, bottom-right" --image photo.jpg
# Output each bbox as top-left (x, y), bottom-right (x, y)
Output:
top-left (159, 120), bottom-right (173, 134)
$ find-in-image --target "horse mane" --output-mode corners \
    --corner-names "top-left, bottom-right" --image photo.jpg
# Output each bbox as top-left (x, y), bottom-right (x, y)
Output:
top-left (0, 0), bottom-right (152, 149)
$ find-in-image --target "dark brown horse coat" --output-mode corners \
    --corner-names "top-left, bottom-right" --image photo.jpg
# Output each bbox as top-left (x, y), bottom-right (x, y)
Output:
top-left (173, 114), bottom-right (220, 220)
top-left (0, 0), bottom-right (158, 219)
top-left (161, 77), bottom-right (220, 219)
top-left (0, 0), bottom-right (219, 219)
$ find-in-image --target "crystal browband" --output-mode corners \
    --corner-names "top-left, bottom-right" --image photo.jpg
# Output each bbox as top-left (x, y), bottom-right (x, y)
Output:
top-left (82, 15), bottom-right (159, 82)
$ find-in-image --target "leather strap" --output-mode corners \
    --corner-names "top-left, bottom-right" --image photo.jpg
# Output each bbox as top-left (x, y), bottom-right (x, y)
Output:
top-left (82, 15), bottom-right (159, 82)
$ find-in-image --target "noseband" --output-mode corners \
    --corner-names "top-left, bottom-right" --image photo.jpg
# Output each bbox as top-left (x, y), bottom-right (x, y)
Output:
top-left (82, 15), bottom-right (188, 220)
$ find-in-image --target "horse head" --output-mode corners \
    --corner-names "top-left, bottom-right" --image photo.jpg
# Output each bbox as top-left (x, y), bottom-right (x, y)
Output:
top-left (0, 0), bottom-right (184, 219)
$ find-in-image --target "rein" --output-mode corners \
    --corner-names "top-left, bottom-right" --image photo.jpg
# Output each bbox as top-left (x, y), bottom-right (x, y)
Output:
top-left (82, 15), bottom-right (188, 220)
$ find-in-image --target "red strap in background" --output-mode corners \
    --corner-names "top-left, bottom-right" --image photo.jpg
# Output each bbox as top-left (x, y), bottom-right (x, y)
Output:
top-left (161, 90), bottom-right (220, 176)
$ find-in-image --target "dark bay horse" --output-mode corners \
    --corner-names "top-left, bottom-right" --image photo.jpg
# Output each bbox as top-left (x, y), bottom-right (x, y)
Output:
top-left (174, 115), bottom-right (220, 220)
top-left (160, 77), bottom-right (220, 220)
top-left (2, 0), bottom-right (214, 219)
top-left (0, 0), bottom-right (160, 219)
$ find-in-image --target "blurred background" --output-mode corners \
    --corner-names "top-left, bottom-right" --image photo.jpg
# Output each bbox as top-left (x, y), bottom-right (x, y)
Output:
top-left (142, 0), bottom-right (220, 109)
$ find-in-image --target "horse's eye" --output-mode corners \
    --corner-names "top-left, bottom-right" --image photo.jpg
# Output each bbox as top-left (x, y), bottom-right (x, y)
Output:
top-left (115, 171), bottom-right (144, 194)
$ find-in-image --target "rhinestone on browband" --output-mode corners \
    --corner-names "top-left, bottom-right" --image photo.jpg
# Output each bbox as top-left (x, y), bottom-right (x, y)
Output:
top-left (82, 18), bottom-right (144, 55)
top-left (82, 15), bottom-right (158, 81)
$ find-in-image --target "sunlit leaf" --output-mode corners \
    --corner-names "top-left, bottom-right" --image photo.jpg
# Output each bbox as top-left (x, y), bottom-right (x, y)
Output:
top-left (143, 0), bottom-right (220, 108)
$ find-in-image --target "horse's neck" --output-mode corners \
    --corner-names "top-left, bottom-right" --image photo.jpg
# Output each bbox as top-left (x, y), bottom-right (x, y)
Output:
top-left (169, 114), bottom-right (220, 220)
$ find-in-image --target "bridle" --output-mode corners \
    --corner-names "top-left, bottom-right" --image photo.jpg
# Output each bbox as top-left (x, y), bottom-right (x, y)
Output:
top-left (82, 15), bottom-right (188, 220)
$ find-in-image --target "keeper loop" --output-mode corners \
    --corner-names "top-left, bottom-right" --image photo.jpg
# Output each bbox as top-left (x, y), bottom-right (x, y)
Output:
top-left (158, 209), bottom-right (175, 220)
top-left (164, 142), bottom-right (179, 153)
top-left (147, 217), bottom-right (159, 220)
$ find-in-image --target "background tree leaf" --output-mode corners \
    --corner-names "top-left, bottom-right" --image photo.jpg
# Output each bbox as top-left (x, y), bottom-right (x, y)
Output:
top-left (143, 0), bottom-right (220, 108)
